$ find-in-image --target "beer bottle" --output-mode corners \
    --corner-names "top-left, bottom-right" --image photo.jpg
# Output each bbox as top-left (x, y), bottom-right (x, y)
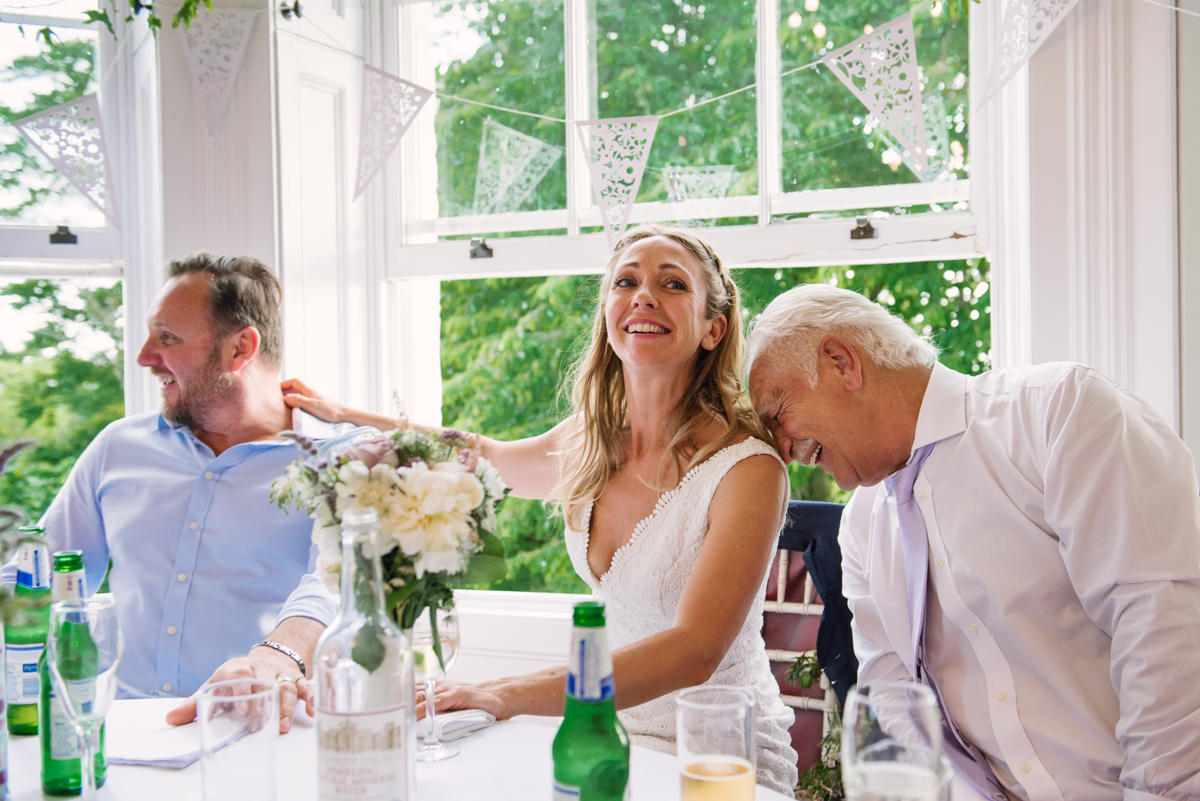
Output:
top-left (40, 551), bottom-right (106, 795)
top-left (552, 601), bottom-right (630, 801)
top-left (5, 530), bottom-right (50, 735)
top-left (314, 507), bottom-right (415, 801)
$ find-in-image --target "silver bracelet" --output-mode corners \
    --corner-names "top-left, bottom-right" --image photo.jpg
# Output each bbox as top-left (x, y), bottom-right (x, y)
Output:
top-left (256, 639), bottom-right (306, 676)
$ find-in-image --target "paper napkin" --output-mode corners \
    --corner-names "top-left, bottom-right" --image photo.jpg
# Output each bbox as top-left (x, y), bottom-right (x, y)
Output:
top-left (416, 708), bottom-right (495, 742)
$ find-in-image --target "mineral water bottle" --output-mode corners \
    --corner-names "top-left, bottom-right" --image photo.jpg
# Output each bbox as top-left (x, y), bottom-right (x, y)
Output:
top-left (552, 601), bottom-right (630, 801)
top-left (40, 550), bottom-right (106, 794)
top-left (314, 507), bottom-right (415, 801)
top-left (5, 532), bottom-right (50, 735)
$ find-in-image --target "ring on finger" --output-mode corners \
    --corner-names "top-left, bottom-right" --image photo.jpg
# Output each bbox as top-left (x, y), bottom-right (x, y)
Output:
top-left (275, 673), bottom-right (298, 686)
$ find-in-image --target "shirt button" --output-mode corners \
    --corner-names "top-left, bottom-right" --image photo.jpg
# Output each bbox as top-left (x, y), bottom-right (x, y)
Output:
top-left (1019, 762), bottom-right (1031, 773)
top-left (996, 692), bottom-right (1008, 702)
top-left (918, 492), bottom-right (928, 501)
top-left (204, 471), bottom-right (214, 480)
top-left (162, 683), bottom-right (172, 692)
top-left (936, 559), bottom-right (945, 568)
top-left (189, 521), bottom-right (199, 530)
top-left (167, 625), bottom-right (177, 635)
top-left (968, 624), bottom-right (978, 634)
top-left (177, 573), bottom-right (188, 582)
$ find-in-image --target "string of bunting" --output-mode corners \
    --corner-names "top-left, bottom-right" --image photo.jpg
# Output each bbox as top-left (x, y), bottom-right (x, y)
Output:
top-left (13, 0), bottom-right (1194, 239)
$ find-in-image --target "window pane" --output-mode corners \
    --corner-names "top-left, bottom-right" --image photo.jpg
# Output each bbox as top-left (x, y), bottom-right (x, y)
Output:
top-left (0, 23), bottom-right (104, 228)
top-left (0, 274), bottom-right (124, 521)
top-left (778, 0), bottom-right (969, 198)
top-left (591, 0), bottom-right (758, 213)
top-left (430, 0), bottom-right (567, 223)
top-left (439, 256), bottom-right (988, 590)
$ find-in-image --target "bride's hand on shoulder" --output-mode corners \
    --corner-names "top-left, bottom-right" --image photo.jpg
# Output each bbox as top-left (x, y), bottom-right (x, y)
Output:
top-left (281, 377), bottom-right (348, 423)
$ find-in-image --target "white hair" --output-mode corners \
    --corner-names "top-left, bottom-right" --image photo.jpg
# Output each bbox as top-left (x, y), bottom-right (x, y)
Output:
top-left (748, 284), bottom-right (939, 386)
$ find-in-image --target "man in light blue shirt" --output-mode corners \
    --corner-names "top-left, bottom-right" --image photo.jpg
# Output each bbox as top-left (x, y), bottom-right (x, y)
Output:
top-left (38, 253), bottom-right (337, 732)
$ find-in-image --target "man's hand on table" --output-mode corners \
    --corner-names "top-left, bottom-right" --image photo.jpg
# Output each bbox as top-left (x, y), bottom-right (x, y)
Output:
top-left (165, 648), bottom-right (312, 734)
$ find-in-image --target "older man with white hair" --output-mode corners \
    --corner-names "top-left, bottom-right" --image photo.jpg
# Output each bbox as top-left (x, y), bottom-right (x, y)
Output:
top-left (747, 284), bottom-right (1200, 801)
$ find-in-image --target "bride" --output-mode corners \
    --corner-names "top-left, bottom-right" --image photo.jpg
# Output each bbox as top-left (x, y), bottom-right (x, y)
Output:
top-left (283, 224), bottom-right (799, 793)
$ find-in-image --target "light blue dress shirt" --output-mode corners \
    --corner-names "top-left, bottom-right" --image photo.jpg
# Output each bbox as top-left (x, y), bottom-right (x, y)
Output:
top-left (37, 411), bottom-right (342, 699)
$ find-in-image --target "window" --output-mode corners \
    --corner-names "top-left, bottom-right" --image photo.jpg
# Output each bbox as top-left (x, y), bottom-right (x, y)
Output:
top-left (0, 10), bottom-right (124, 524)
top-left (386, 0), bottom-right (983, 592)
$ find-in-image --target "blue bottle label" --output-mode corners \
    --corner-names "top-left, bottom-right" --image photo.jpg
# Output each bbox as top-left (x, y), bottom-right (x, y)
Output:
top-left (15, 542), bottom-right (51, 590)
top-left (5, 643), bottom-right (43, 704)
top-left (565, 628), bottom-right (615, 702)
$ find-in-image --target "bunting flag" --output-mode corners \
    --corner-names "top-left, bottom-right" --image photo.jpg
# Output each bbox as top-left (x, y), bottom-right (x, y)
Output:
top-left (14, 93), bottom-right (118, 228)
top-left (662, 164), bottom-right (737, 203)
top-left (576, 116), bottom-right (659, 247)
top-left (823, 12), bottom-right (928, 176)
top-left (354, 65), bottom-right (433, 199)
top-left (472, 118), bottom-right (563, 215)
top-left (178, 9), bottom-right (258, 136)
top-left (980, 0), bottom-right (1081, 103)
top-left (876, 92), bottom-right (952, 182)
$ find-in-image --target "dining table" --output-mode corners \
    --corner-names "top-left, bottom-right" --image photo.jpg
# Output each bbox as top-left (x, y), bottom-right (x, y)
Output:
top-left (6, 698), bottom-right (796, 800)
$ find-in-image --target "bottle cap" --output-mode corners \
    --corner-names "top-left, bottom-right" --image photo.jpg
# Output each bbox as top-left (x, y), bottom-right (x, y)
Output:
top-left (341, 506), bottom-right (380, 529)
top-left (52, 550), bottom-right (85, 572)
top-left (572, 600), bottom-right (606, 627)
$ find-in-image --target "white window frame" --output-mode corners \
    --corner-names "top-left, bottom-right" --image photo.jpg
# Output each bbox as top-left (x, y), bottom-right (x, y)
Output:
top-left (387, 0), bottom-right (980, 283)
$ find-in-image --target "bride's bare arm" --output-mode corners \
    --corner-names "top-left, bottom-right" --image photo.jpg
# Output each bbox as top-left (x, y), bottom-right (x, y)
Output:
top-left (281, 377), bottom-right (567, 500)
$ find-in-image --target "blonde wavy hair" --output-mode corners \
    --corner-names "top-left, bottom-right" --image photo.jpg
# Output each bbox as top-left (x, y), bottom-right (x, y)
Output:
top-left (553, 225), bottom-right (770, 530)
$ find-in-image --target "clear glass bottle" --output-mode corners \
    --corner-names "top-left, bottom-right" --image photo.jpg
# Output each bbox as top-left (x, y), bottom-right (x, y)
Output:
top-left (40, 550), bottom-right (106, 795)
top-left (552, 600), bottom-right (630, 801)
top-left (5, 530), bottom-right (50, 735)
top-left (314, 507), bottom-right (414, 801)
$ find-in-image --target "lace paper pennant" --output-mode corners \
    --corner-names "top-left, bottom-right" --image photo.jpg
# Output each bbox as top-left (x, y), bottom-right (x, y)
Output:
top-left (178, 9), bottom-right (258, 136)
top-left (354, 65), bottom-right (433, 199)
top-left (472, 118), bottom-right (562, 215)
top-left (876, 92), bottom-right (952, 183)
top-left (14, 92), bottom-right (118, 227)
top-left (822, 12), bottom-right (928, 175)
top-left (663, 164), bottom-right (737, 203)
top-left (981, 0), bottom-right (1081, 103)
top-left (576, 116), bottom-right (659, 247)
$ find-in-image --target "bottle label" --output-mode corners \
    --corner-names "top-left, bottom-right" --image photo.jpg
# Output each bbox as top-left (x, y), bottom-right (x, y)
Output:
top-left (317, 704), bottom-right (409, 801)
top-left (48, 684), bottom-right (81, 760)
top-left (64, 677), bottom-right (96, 717)
top-left (566, 628), bottom-right (615, 702)
top-left (552, 781), bottom-right (582, 800)
top-left (16, 542), bottom-right (51, 590)
top-left (5, 643), bottom-right (43, 704)
top-left (53, 569), bottom-right (87, 603)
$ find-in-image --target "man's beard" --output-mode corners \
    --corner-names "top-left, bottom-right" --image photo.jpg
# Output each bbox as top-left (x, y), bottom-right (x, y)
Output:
top-left (162, 348), bottom-right (239, 430)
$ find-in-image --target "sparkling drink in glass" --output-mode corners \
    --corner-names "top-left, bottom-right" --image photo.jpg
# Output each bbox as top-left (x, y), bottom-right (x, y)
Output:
top-left (676, 686), bottom-right (756, 801)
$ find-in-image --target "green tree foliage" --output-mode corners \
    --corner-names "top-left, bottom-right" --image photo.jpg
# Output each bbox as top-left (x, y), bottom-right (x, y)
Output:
top-left (0, 35), bottom-right (95, 219)
top-left (432, 1), bottom-right (985, 591)
top-left (0, 280), bottom-right (125, 522)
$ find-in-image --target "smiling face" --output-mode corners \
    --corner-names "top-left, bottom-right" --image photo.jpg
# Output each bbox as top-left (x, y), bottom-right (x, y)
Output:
top-left (135, 273), bottom-right (238, 429)
top-left (749, 342), bottom-right (897, 490)
top-left (602, 235), bottom-right (727, 374)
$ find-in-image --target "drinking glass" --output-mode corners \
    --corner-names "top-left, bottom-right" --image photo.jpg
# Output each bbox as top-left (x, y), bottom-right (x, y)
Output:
top-left (676, 685), bottom-right (756, 801)
top-left (841, 680), bottom-right (945, 801)
top-left (412, 606), bottom-right (461, 761)
top-left (198, 678), bottom-right (280, 801)
top-left (46, 595), bottom-right (122, 801)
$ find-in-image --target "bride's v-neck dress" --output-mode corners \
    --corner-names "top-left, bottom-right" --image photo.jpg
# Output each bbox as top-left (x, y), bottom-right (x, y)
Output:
top-left (564, 437), bottom-right (800, 794)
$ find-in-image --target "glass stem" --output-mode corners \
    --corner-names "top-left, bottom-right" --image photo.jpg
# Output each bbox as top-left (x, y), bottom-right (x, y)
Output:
top-left (79, 721), bottom-right (100, 800)
top-left (424, 677), bottom-right (440, 749)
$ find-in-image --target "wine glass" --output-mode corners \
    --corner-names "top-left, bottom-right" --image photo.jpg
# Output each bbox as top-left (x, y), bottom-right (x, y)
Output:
top-left (46, 595), bottom-right (122, 801)
top-left (841, 680), bottom-right (944, 801)
top-left (412, 606), bottom-right (461, 761)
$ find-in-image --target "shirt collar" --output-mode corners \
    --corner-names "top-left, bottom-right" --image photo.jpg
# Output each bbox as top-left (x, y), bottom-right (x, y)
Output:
top-left (153, 408), bottom-right (340, 446)
top-left (911, 361), bottom-right (968, 455)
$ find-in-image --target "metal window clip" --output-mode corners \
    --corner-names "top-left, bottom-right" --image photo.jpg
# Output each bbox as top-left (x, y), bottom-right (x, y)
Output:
top-left (470, 238), bottom-right (493, 259)
top-left (850, 217), bottom-right (876, 240)
top-left (49, 225), bottom-right (77, 245)
top-left (280, 1), bottom-right (302, 20)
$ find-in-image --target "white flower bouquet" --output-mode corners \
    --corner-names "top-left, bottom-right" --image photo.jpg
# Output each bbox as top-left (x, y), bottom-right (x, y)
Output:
top-left (271, 427), bottom-right (508, 631)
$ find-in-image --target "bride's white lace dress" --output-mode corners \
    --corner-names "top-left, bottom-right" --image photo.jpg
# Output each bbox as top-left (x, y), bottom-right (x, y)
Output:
top-left (564, 437), bottom-right (799, 795)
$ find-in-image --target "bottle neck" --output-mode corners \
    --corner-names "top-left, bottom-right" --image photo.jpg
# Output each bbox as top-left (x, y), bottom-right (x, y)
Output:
top-left (338, 527), bottom-right (389, 623)
top-left (565, 625), bottom-right (616, 705)
top-left (52, 568), bottom-right (87, 603)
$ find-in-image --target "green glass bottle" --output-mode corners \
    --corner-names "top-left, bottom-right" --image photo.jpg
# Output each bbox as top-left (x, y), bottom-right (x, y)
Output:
top-left (40, 551), bottom-right (106, 795)
top-left (5, 531), bottom-right (50, 735)
top-left (552, 601), bottom-right (630, 801)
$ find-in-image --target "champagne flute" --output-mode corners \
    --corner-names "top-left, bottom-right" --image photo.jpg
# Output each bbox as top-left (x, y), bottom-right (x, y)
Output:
top-left (841, 680), bottom-right (944, 801)
top-left (412, 606), bottom-right (461, 761)
top-left (46, 595), bottom-right (122, 801)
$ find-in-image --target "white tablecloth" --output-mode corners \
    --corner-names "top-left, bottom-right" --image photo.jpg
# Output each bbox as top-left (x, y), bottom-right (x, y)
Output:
top-left (7, 699), bottom-right (794, 800)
